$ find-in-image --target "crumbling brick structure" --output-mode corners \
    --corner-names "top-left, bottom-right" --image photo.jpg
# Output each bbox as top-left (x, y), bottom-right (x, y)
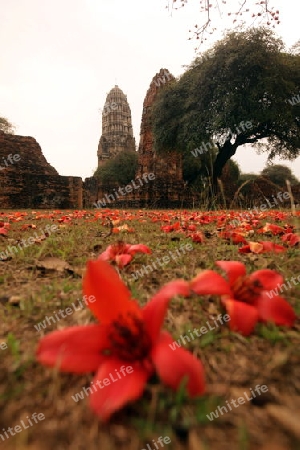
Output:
top-left (0, 131), bottom-right (82, 209)
top-left (85, 69), bottom-right (187, 208)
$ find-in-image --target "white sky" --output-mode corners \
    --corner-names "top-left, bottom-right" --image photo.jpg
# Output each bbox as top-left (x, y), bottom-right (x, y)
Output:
top-left (1, 0), bottom-right (299, 179)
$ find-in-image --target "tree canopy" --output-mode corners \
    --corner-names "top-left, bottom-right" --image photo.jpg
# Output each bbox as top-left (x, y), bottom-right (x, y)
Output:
top-left (152, 27), bottom-right (300, 190)
top-left (0, 117), bottom-right (15, 134)
top-left (261, 164), bottom-right (299, 186)
top-left (94, 150), bottom-right (138, 186)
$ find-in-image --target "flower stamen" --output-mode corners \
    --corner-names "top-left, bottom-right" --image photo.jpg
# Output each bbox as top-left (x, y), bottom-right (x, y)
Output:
top-left (232, 276), bottom-right (263, 303)
top-left (108, 311), bottom-right (152, 361)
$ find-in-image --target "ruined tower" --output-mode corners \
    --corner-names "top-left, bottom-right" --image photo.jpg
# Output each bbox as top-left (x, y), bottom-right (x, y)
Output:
top-left (97, 85), bottom-right (136, 167)
top-left (137, 68), bottom-right (184, 205)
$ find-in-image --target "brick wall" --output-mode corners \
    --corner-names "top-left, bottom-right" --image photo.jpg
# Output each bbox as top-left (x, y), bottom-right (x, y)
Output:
top-left (0, 131), bottom-right (82, 209)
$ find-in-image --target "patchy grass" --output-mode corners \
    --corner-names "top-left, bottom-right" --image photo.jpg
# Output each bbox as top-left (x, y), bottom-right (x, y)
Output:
top-left (0, 208), bottom-right (299, 450)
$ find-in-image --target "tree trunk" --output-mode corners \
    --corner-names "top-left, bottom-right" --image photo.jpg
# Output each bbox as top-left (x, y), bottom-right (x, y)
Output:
top-left (212, 139), bottom-right (238, 193)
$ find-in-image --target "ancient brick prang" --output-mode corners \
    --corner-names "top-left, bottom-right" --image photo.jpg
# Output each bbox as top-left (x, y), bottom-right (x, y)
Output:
top-left (84, 69), bottom-right (187, 209)
top-left (97, 85), bottom-right (136, 167)
top-left (136, 68), bottom-right (184, 204)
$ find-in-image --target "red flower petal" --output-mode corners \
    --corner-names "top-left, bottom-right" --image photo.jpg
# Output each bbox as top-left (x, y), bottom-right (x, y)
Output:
top-left (255, 293), bottom-right (296, 327)
top-left (248, 269), bottom-right (284, 291)
top-left (258, 223), bottom-right (285, 235)
top-left (281, 233), bottom-right (300, 246)
top-left (191, 270), bottom-right (232, 296)
top-left (89, 358), bottom-right (150, 421)
top-left (142, 280), bottom-right (190, 343)
top-left (238, 241), bottom-right (286, 254)
top-left (223, 299), bottom-right (258, 336)
top-left (128, 244), bottom-right (152, 255)
top-left (83, 260), bottom-right (141, 323)
top-left (36, 325), bottom-right (108, 373)
top-left (248, 242), bottom-right (264, 253)
top-left (115, 254), bottom-right (132, 268)
top-left (219, 231), bottom-right (247, 244)
top-left (238, 244), bottom-right (251, 253)
top-left (215, 261), bottom-right (246, 285)
top-left (188, 232), bottom-right (205, 243)
top-left (151, 331), bottom-right (205, 396)
top-left (97, 248), bottom-right (112, 262)
top-left (259, 241), bottom-right (286, 253)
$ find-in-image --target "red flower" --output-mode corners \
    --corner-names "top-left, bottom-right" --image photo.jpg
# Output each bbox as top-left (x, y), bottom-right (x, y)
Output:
top-left (281, 233), bottom-right (300, 247)
top-left (0, 222), bottom-right (10, 236)
top-left (191, 261), bottom-right (296, 336)
top-left (98, 241), bottom-right (151, 268)
top-left (239, 241), bottom-right (286, 254)
top-left (187, 232), bottom-right (205, 243)
top-left (161, 221), bottom-right (181, 232)
top-left (257, 223), bottom-right (285, 236)
top-left (20, 224), bottom-right (37, 230)
top-left (219, 231), bottom-right (248, 244)
top-left (36, 260), bottom-right (205, 421)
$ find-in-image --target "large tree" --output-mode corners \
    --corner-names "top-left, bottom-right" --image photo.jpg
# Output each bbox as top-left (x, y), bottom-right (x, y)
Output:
top-left (152, 27), bottom-right (300, 191)
top-left (261, 164), bottom-right (299, 186)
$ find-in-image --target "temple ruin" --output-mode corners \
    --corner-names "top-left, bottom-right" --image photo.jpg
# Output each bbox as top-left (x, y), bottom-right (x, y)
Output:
top-left (135, 68), bottom-right (184, 206)
top-left (84, 69), bottom-right (185, 208)
top-left (97, 85), bottom-right (136, 167)
top-left (0, 131), bottom-right (82, 209)
top-left (1, 69), bottom-right (299, 209)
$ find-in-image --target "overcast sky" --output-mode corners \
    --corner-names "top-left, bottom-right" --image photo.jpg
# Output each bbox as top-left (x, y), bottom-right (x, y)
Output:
top-left (1, 0), bottom-right (299, 180)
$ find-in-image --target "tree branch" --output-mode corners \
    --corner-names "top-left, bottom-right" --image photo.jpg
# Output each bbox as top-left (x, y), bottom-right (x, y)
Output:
top-left (168, 1), bottom-right (280, 48)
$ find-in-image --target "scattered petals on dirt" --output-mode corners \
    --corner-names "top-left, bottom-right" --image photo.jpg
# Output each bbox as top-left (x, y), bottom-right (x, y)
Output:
top-left (1, 207), bottom-right (299, 449)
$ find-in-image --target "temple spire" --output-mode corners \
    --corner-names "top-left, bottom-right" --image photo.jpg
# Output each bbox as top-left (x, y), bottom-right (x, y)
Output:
top-left (97, 85), bottom-right (136, 167)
